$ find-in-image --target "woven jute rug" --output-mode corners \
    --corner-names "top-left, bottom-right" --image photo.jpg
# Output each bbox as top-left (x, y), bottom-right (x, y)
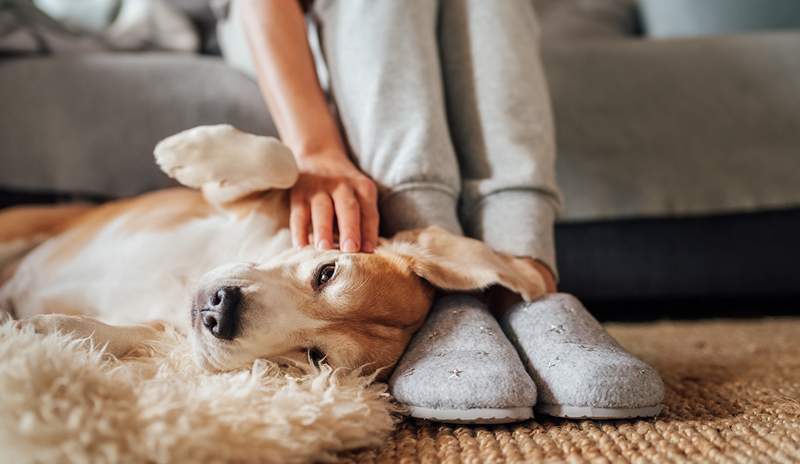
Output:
top-left (340, 318), bottom-right (800, 463)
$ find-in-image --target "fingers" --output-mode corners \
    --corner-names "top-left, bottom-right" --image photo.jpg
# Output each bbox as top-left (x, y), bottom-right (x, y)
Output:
top-left (310, 192), bottom-right (334, 250)
top-left (355, 181), bottom-right (379, 252)
top-left (332, 187), bottom-right (361, 252)
top-left (290, 190), bottom-right (310, 248)
top-left (290, 175), bottom-right (379, 253)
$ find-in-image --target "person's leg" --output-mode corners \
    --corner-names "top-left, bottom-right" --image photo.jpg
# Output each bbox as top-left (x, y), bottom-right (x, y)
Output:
top-left (310, 0), bottom-right (462, 236)
top-left (439, 0), bottom-right (560, 274)
top-left (221, 0), bottom-right (462, 234)
top-left (312, 0), bottom-right (537, 423)
top-left (437, 0), bottom-right (664, 418)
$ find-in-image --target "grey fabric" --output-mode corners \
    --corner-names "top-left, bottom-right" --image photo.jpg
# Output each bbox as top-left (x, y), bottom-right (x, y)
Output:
top-left (380, 188), bottom-right (463, 237)
top-left (639, 0), bottom-right (800, 39)
top-left (0, 53), bottom-right (274, 197)
top-left (313, 0), bottom-right (462, 221)
top-left (500, 293), bottom-right (664, 409)
top-left (464, 191), bottom-right (557, 275)
top-left (312, 0), bottom-right (561, 273)
top-left (546, 32), bottom-right (800, 221)
top-left (389, 294), bottom-right (537, 410)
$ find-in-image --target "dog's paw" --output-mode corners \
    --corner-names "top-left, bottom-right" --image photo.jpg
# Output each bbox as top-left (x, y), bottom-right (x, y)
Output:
top-left (154, 125), bottom-right (299, 194)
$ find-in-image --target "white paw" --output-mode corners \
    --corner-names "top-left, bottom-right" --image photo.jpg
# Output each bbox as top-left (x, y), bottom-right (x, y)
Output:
top-left (154, 125), bottom-right (299, 193)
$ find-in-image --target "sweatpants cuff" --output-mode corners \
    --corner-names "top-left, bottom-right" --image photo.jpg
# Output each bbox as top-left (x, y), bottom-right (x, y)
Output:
top-left (463, 191), bottom-right (559, 279)
top-left (380, 188), bottom-right (463, 237)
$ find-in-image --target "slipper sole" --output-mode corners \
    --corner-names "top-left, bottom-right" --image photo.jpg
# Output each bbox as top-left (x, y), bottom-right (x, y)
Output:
top-left (536, 403), bottom-right (663, 419)
top-left (405, 405), bottom-right (533, 424)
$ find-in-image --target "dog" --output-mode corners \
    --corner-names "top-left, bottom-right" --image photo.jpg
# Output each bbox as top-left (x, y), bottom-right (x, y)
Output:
top-left (0, 125), bottom-right (545, 377)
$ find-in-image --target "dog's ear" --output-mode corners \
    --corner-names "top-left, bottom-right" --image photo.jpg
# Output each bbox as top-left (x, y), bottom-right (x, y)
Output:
top-left (383, 226), bottom-right (546, 302)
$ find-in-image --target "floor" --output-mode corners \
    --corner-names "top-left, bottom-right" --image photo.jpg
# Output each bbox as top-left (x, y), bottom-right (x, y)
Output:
top-left (340, 318), bottom-right (800, 463)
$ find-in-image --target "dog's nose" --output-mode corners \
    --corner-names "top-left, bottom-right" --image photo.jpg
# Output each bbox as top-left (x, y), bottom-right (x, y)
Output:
top-left (200, 286), bottom-right (241, 340)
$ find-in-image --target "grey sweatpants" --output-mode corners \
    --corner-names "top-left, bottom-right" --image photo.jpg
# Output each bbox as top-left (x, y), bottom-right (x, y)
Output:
top-left (221, 0), bottom-right (561, 273)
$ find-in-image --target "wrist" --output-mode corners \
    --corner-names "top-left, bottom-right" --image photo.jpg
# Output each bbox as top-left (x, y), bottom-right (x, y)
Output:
top-left (295, 145), bottom-right (346, 160)
top-left (285, 122), bottom-right (348, 163)
top-left (292, 142), bottom-right (348, 166)
top-left (294, 150), bottom-right (352, 176)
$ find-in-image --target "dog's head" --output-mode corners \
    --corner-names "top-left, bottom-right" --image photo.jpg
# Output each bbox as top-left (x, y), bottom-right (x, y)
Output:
top-left (189, 226), bottom-right (546, 377)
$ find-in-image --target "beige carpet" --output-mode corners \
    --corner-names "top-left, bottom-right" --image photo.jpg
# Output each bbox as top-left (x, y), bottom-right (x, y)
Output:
top-left (341, 318), bottom-right (800, 463)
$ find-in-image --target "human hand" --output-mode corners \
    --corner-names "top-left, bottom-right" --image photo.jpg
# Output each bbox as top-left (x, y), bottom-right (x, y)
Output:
top-left (290, 151), bottom-right (379, 252)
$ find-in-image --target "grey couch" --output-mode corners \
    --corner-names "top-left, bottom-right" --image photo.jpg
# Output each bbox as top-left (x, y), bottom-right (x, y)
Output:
top-left (2, 1), bottom-right (799, 317)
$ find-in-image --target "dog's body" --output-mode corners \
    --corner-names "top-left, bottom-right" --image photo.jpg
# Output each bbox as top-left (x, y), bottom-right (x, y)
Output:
top-left (3, 188), bottom-right (291, 329)
top-left (0, 126), bottom-right (545, 375)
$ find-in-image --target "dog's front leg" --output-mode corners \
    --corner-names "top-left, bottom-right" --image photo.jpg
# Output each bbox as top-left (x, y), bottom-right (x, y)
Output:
top-left (15, 315), bottom-right (165, 357)
top-left (154, 124), bottom-right (299, 207)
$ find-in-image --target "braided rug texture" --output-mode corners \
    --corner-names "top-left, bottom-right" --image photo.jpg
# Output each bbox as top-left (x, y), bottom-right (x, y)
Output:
top-left (341, 318), bottom-right (800, 463)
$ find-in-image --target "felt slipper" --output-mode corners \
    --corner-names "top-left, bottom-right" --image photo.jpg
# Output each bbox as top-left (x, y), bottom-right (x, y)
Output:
top-left (389, 294), bottom-right (537, 424)
top-left (500, 293), bottom-right (665, 419)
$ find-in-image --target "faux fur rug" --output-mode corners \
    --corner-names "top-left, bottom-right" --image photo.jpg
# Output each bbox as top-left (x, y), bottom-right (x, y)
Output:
top-left (0, 322), bottom-right (400, 463)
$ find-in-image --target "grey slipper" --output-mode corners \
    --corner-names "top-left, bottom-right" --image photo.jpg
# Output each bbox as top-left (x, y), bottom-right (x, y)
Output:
top-left (389, 294), bottom-right (537, 424)
top-left (500, 293), bottom-right (665, 419)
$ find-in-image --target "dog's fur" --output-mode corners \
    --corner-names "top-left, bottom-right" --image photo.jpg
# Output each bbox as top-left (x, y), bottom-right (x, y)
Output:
top-left (0, 125), bottom-right (545, 376)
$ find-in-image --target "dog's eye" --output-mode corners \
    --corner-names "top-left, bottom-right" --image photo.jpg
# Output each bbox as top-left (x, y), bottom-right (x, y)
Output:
top-left (315, 263), bottom-right (336, 288)
top-left (308, 347), bottom-right (326, 366)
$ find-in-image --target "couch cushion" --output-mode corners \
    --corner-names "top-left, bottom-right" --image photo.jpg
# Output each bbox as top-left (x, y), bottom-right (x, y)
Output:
top-left (0, 53), bottom-right (274, 198)
top-left (544, 32), bottom-right (800, 221)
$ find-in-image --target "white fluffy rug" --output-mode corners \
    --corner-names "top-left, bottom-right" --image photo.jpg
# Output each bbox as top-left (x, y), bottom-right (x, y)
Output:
top-left (0, 322), bottom-right (399, 463)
